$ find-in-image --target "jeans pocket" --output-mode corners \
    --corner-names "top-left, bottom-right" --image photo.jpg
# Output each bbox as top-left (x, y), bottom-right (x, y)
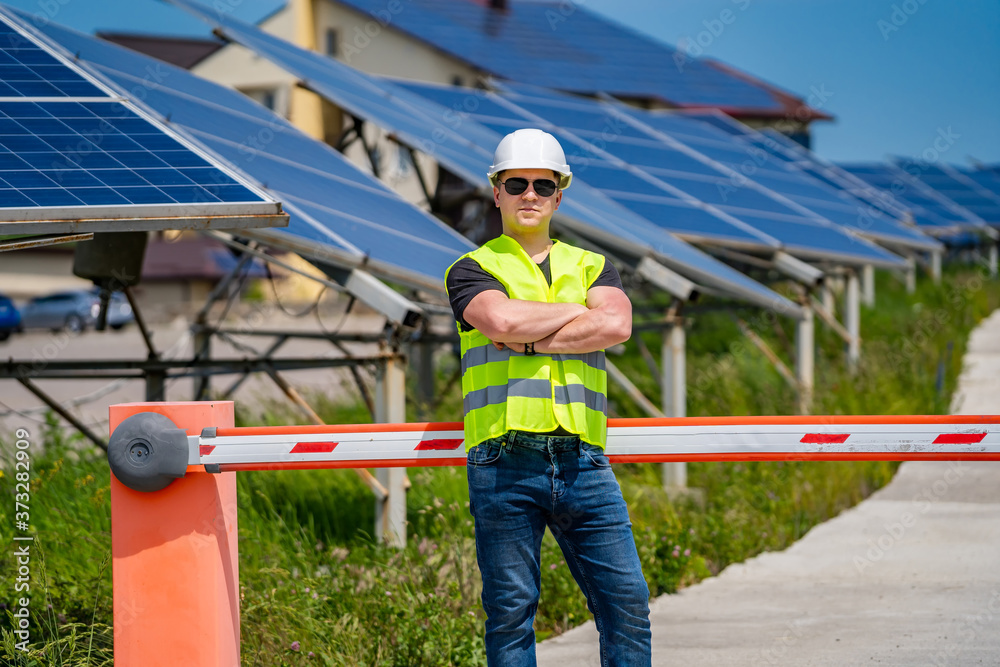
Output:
top-left (467, 439), bottom-right (505, 467)
top-left (581, 442), bottom-right (611, 468)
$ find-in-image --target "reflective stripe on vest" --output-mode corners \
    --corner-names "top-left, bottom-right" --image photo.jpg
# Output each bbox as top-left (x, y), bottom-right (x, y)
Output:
top-left (445, 235), bottom-right (610, 450)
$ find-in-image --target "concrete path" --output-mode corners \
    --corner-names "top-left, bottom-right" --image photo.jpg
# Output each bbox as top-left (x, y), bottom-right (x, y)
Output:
top-left (539, 310), bottom-right (1000, 666)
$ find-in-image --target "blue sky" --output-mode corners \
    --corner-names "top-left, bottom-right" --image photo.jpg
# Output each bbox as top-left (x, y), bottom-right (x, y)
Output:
top-left (3, 0), bottom-right (997, 165)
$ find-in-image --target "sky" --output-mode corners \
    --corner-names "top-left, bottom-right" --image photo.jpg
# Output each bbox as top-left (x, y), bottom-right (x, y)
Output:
top-left (2, 0), bottom-right (997, 165)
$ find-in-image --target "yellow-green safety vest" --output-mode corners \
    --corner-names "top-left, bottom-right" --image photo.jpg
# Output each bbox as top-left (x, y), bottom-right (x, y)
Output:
top-left (445, 235), bottom-right (609, 451)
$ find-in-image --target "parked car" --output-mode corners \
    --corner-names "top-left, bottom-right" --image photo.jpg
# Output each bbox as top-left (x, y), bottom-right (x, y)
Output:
top-left (19, 289), bottom-right (134, 333)
top-left (0, 293), bottom-right (20, 341)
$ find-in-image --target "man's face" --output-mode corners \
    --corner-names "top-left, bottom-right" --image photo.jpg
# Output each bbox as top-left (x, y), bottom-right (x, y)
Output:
top-left (493, 168), bottom-right (562, 235)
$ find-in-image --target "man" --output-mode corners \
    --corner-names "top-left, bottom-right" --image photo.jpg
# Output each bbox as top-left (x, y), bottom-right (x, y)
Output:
top-left (445, 128), bottom-right (652, 666)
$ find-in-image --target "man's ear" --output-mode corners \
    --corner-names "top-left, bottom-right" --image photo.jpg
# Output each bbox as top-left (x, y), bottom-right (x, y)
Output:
top-left (554, 189), bottom-right (562, 210)
top-left (494, 187), bottom-right (501, 207)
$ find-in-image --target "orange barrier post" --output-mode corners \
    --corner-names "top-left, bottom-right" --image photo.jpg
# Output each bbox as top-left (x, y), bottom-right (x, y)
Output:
top-left (109, 401), bottom-right (238, 667)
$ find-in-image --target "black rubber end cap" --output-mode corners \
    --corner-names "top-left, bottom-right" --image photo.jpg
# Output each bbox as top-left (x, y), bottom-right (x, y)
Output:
top-left (108, 412), bottom-right (189, 492)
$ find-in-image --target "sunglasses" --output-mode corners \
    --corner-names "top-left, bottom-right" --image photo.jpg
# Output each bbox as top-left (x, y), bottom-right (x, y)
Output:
top-left (498, 177), bottom-right (559, 197)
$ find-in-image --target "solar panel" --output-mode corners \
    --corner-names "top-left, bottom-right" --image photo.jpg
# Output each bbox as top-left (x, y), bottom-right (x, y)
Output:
top-left (331, 0), bottom-right (787, 112)
top-left (839, 162), bottom-right (991, 237)
top-left (393, 80), bottom-right (783, 249)
top-left (890, 159), bottom-right (1000, 227)
top-left (0, 19), bottom-right (103, 97)
top-left (669, 110), bottom-right (944, 252)
top-left (0, 8), bottom-right (285, 236)
top-left (27, 11), bottom-right (474, 291)
top-left (486, 82), bottom-right (905, 267)
top-left (163, 0), bottom-right (805, 313)
top-left (962, 168), bottom-right (1000, 200)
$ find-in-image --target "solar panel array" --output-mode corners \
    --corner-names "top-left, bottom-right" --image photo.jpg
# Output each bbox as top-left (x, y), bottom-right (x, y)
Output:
top-left (166, 0), bottom-right (806, 313)
top-left (682, 109), bottom-right (943, 252)
top-left (0, 9), bottom-right (284, 232)
top-left (414, 79), bottom-right (906, 267)
top-left (838, 162), bottom-right (990, 237)
top-left (962, 168), bottom-right (1000, 202)
top-left (333, 0), bottom-right (787, 112)
top-left (889, 160), bottom-right (1000, 227)
top-left (26, 9), bottom-right (474, 291)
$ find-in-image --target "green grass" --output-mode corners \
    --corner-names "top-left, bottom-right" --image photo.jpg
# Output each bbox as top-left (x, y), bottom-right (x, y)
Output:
top-left (1, 265), bottom-right (997, 665)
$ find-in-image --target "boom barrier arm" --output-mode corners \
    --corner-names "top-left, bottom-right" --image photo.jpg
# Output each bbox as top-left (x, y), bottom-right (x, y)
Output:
top-left (109, 413), bottom-right (1000, 491)
top-left (104, 404), bottom-right (999, 666)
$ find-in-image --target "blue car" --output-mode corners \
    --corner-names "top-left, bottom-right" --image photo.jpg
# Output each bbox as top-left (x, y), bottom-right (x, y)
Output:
top-left (19, 289), bottom-right (134, 333)
top-left (0, 293), bottom-right (20, 341)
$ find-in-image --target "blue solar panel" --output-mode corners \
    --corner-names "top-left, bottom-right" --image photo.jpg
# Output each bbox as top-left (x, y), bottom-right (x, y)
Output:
top-left (891, 160), bottom-right (1000, 226)
top-left (962, 168), bottom-right (1000, 200)
top-left (395, 80), bottom-right (782, 248)
top-left (668, 111), bottom-right (943, 251)
top-left (488, 87), bottom-right (904, 266)
top-left (839, 162), bottom-right (990, 235)
top-left (28, 11), bottom-right (474, 289)
top-left (329, 0), bottom-right (787, 112)
top-left (163, 0), bottom-right (808, 313)
top-left (0, 19), bottom-right (104, 97)
top-left (0, 7), bottom-right (284, 234)
top-left (0, 100), bottom-right (261, 208)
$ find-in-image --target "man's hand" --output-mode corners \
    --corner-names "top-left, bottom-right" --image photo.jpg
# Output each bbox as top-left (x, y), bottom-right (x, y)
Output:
top-left (492, 341), bottom-right (525, 353)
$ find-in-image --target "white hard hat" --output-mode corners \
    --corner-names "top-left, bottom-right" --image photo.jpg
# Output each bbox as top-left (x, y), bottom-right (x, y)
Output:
top-left (488, 128), bottom-right (572, 190)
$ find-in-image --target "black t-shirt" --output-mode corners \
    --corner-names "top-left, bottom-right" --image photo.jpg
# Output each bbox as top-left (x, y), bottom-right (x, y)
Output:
top-left (446, 252), bottom-right (624, 332)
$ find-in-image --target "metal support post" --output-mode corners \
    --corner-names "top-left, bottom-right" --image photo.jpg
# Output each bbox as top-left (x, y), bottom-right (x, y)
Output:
top-left (820, 284), bottom-right (835, 319)
top-left (930, 250), bottom-right (942, 284)
top-left (861, 264), bottom-right (875, 307)
top-left (375, 353), bottom-right (407, 547)
top-left (796, 301), bottom-right (815, 415)
top-left (845, 270), bottom-right (861, 370)
top-left (661, 318), bottom-right (687, 489)
top-left (905, 256), bottom-right (917, 294)
top-left (193, 326), bottom-right (212, 400)
top-left (989, 243), bottom-right (998, 279)
top-left (410, 341), bottom-right (436, 420)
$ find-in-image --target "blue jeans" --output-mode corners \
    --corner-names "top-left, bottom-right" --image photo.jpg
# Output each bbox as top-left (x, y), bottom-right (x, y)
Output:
top-left (467, 430), bottom-right (652, 666)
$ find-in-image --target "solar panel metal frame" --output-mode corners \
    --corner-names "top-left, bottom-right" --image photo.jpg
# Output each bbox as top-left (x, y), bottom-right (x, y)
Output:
top-left (0, 7), bottom-right (286, 236)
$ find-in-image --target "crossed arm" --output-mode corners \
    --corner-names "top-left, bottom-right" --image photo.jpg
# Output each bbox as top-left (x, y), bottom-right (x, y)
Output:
top-left (463, 286), bottom-right (632, 355)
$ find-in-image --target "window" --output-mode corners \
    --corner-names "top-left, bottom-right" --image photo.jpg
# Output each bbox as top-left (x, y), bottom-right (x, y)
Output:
top-left (243, 88), bottom-right (277, 111)
top-left (325, 29), bottom-right (339, 58)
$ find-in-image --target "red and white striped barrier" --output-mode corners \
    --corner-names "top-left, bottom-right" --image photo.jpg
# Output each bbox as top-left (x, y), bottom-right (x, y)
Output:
top-left (192, 415), bottom-right (1000, 471)
top-left (104, 404), bottom-right (1000, 667)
